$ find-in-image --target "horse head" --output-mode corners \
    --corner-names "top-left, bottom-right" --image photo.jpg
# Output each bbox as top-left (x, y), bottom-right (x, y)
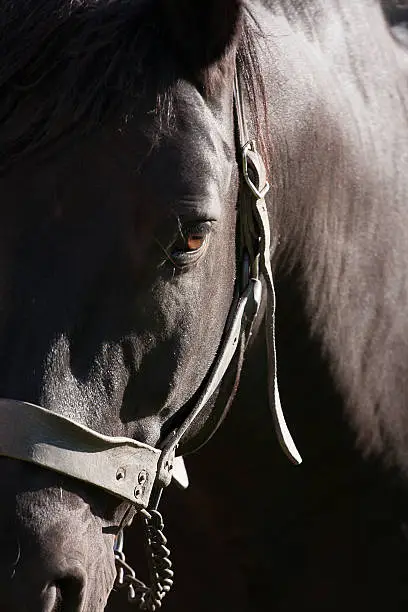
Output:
top-left (0, 0), bottom-right (258, 609)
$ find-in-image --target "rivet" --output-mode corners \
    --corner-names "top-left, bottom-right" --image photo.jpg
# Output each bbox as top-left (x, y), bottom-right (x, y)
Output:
top-left (116, 468), bottom-right (126, 481)
top-left (138, 470), bottom-right (147, 485)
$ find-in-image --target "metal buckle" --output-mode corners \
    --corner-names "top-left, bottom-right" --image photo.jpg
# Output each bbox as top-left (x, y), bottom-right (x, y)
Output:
top-left (242, 140), bottom-right (270, 200)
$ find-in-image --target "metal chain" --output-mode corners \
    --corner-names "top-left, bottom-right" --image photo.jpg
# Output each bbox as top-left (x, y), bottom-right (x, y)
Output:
top-left (114, 508), bottom-right (174, 611)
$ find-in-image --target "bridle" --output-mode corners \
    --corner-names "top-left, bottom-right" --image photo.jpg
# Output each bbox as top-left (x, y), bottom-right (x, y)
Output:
top-left (0, 70), bottom-right (301, 610)
top-left (0, 68), bottom-right (302, 610)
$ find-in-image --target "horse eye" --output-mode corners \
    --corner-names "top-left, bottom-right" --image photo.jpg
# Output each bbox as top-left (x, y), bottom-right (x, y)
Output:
top-left (170, 222), bottom-right (212, 263)
top-left (185, 231), bottom-right (206, 252)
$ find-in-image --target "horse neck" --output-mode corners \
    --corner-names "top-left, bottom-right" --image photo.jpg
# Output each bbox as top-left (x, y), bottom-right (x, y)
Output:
top-left (260, 1), bottom-right (408, 471)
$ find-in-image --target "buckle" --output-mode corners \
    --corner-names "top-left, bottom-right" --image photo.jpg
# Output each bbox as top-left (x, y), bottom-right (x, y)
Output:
top-left (242, 140), bottom-right (270, 200)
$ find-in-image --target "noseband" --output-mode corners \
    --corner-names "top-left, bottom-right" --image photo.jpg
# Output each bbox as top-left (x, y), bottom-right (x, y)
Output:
top-left (0, 71), bottom-right (301, 610)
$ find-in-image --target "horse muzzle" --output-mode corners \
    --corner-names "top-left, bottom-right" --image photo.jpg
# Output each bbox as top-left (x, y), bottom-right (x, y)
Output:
top-left (0, 455), bottom-right (117, 612)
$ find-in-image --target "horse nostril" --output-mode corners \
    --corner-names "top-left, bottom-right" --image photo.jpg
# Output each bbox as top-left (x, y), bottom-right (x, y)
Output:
top-left (51, 575), bottom-right (85, 612)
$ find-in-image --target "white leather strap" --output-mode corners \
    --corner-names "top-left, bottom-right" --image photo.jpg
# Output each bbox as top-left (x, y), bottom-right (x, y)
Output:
top-left (0, 399), bottom-right (161, 506)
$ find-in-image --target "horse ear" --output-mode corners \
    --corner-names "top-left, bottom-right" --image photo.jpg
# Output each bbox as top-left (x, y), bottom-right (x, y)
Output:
top-left (159, 0), bottom-right (243, 70)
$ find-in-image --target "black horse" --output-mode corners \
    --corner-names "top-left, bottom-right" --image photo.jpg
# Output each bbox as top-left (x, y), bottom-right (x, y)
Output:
top-left (0, 1), bottom-right (408, 611)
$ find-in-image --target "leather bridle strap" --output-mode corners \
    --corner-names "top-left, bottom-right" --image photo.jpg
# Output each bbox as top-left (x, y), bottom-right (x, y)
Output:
top-left (155, 75), bottom-right (303, 468)
top-left (0, 399), bottom-right (160, 506)
top-left (233, 72), bottom-right (302, 465)
top-left (154, 274), bottom-right (263, 489)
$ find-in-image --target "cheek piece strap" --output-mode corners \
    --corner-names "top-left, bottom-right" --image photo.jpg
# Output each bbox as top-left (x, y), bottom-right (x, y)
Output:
top-left (0, 70), bottom-right (301, 611)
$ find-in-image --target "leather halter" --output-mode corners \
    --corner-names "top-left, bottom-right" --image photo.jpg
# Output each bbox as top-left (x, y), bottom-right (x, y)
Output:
top-left (0, 70), bottom-right (302, 605)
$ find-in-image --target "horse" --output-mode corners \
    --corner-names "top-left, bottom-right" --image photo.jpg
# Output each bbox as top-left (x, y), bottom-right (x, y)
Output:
top-left (0, 1), bottom-right (408, 610)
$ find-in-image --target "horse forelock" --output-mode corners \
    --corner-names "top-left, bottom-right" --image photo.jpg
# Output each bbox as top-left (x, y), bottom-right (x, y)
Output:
top-left (0, 0), bottom-right (174, 169)
top-left (0, 0), bottom-right (271, 175)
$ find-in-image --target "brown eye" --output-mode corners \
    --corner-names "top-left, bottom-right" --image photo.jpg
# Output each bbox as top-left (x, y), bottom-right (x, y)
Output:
top-left (170, 221), bottom-right (212, 264)
top-left (186, 232), bottom-right (205, 251)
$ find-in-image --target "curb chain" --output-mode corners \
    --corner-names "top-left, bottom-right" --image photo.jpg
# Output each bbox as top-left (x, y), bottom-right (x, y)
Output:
top-left (114, 508), bottom-right (174, 611)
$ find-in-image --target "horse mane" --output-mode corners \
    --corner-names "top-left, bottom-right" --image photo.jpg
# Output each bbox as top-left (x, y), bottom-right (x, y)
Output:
top-left (0, 0), bottom-right (269, 172)
top-left (270, 3), bottom-right (408, 474)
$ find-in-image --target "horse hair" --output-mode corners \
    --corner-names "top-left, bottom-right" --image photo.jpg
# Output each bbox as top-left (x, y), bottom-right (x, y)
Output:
top-left (0, 0), bottom-right (270, 172)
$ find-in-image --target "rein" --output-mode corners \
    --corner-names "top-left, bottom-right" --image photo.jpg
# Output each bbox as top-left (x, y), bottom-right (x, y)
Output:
top-left (0, 70), bottom-right (301, 610)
